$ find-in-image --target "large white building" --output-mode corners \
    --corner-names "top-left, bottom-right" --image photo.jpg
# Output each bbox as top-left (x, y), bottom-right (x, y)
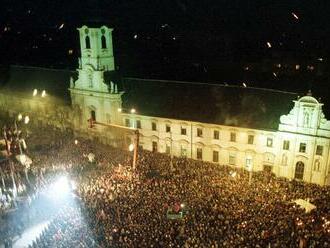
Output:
top-left (67, 25), bottom-right (330, 186)
top-left (0, 25), bottom-right (329, 186)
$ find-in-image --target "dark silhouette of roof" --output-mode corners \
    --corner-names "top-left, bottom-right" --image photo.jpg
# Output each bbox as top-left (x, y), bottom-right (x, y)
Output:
top-left (0, 65), bottom-right (298, 130)
top-left (0, 65), bottom-right (74, 104)
top-left (121, 78), bottom-right (298, 130)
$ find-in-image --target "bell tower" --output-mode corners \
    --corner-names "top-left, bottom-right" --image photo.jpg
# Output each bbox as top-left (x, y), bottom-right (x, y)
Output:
top-left (78, 25), bottom-right (115, 72)
top-left (69, 25), bottom-right (123, 129)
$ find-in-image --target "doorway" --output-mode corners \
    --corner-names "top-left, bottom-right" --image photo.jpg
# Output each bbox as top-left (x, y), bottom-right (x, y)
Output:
top-left (294, 161), bottom-right (305, 180)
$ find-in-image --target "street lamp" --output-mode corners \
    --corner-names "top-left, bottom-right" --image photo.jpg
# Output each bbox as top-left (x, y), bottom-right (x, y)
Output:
top-left (32, 89), bottom-right (47, 98)
top-left (41, 90), bottom-right (46, 98)
top-left (128, 143), bottom-right (134, 152)
top-left (24, 116), bottom-right (30, 124)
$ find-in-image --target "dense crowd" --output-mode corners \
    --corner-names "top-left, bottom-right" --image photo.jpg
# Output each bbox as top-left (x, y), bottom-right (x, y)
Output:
top-left (1, 125), bottom-right (330, 247)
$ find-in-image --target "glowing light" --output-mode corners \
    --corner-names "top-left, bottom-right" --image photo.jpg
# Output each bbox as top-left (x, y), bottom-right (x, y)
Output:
top-left (129, 144), bottom-right (134, 152)
top-left (273, 72), bottom-right (277, 77)
top-left (242, 83), bottom-right (247, 88)
top-left (17, 113), bottom-right (23, 121)
top-left (33, 89), bottom-right (38, 96)
top-left (53, 176), bottom-right (70, 195)
top-left (68, 49), bottom-right (73, 55)
top-left (318, 58), bottom-right (323, 62)
top-left (24, 116), bottom-right (30, 124)
top-left (180, 203), bottom-right (185, 208)
top-left (70, 180), bottom-right (77, 190)
top-left (74, 139), bottom-right (78, 145)
top-left (117, 108), bottom-right (122, 112)
top-left (292, 12), bottom-right (299, 20)
top-left (295, 64), bottom-right (300, 70)
top-left (307, 65), bottom-right (315, 71)
top-left (59, 23), bottom-right (65, 30)
top-left (130, 108), bottom-right (136, 114)
top-left (41, 90), bottom-right (46, 97)
top-left (133, 34), bottom-right (138, 39)
top-left (266, 42), bottom-right (272, 48)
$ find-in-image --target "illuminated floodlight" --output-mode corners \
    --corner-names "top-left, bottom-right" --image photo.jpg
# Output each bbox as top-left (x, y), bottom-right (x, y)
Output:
top-left (129, 144), bottom-right (134, 152)
top-left (33, 89), bottom-right (38, 96)
top-left (130, 108), bottom-right (136, 114)
top-left (24, 116), bottom-right (30, 124)
top-left (53, 176), bottom-right (70, 195)
top-left (17, 113), bottom-right (23, 121)
top-left (41, 90), bottom-right (46, 97)
top-left (70, 180), bottom-right (77, 190)
top-left (117, 108), bottom-right (122, 112)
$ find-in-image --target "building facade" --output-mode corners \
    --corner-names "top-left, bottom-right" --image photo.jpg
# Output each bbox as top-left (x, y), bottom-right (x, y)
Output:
top-left (0, 25), bottom-right (329, 186)
top-left (67, 25), bottom-right (330, 186)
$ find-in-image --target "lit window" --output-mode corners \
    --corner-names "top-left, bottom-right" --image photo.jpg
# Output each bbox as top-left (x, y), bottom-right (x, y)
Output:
top-left (213, 151), bottom-right (219, 163)
top-left (248, 135), bottom-right (254, 145)
top-left (197, 148), bottom-right (203, 160)
top-left (267, 138), bottom-right (273, 147)
top-left (316, 145), bottom-right (323, 156)
top-left (214, 130), bottom-right (219, 140)
top-left (166, 124), bottom-right (171, 133)
top-left (197, 128), bottom-right (203, 137)
top-left (299, 143), bottom-right (306, 153)
top-left (230, 132), bottom-right (236, 142)
top-left (283, 140), bottom-right (290, 150)
top-left (152, 122), bottom-right (157, 131)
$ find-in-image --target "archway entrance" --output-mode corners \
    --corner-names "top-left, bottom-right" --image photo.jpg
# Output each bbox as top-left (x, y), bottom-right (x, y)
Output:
top-left (295, 161), bottom-right (305, 180)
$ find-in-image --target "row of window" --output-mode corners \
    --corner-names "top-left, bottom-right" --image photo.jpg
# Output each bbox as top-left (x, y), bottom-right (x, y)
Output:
top-left (154, 140), bottom-right (324, 170)
top-left (85, 35), bottom-right (107, 49)
top-left (128, 119), bottom-right (324, 155)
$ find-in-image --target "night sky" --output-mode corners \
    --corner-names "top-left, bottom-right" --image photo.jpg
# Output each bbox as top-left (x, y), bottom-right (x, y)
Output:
top-left (1, 0), bottom-right (330, 101)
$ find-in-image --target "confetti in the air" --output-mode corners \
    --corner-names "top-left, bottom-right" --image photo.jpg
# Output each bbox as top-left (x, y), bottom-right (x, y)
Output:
top-left (292, 12), bottom-right (299, 20)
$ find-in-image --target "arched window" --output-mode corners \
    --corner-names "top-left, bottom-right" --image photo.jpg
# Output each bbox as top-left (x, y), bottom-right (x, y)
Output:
top-left (85, 36), bottom-right (91, 49)
top-left (101, 35), bottom-right (107, 49)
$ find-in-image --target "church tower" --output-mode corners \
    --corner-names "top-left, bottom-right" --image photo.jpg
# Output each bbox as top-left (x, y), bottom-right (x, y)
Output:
top-left (69, 25), bottom-right (123, 129)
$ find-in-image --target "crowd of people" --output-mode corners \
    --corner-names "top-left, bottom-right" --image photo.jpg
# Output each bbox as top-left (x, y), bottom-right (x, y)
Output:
top-left (1, 124), bottom-right (330, 247)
